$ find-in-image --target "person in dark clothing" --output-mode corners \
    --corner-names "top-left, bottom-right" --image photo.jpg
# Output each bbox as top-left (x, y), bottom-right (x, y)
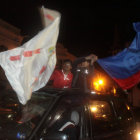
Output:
top-left (72, 54), bottom-right (98, 89)
top-left (72, 54), bottom-right (98, 73)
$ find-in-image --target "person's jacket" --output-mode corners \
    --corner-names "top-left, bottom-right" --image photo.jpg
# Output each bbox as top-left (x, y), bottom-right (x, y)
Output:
top-left (50, 69), bottom-right (73, 88)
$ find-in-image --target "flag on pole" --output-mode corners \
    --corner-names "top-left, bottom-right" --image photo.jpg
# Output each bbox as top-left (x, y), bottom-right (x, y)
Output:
top-left (0, 7), bottom-right (61, 104)
top-left (97, 22), bottom-right (140, 90)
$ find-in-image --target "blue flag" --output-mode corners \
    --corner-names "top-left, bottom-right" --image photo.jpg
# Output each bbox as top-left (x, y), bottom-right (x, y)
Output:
top-left (97, 22), bottom-right (140, 89)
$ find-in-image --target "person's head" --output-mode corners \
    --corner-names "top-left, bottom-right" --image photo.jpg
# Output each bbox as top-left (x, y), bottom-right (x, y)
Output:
top-left (62, 59), bottom-right (72, 73)
top-left (80, 60), bottom-right (90, 68)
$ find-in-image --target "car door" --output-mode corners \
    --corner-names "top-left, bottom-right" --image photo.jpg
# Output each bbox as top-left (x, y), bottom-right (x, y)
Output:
top-left (87, 98), bottom-right (125, 140)
top-left (112, 98), bottom-right (136, 140)
top-left (38, 93), bottom-right (87, 140)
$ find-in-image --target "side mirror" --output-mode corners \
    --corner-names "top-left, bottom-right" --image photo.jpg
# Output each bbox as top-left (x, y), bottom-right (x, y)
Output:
top-left (42, 131), bottom-right (68, 140)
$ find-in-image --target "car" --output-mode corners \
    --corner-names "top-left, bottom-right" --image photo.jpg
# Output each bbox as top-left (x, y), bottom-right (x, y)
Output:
top-left (0, 67), bottom-right (138, 140)
top-left (0, 88), bottom-right (137, 140)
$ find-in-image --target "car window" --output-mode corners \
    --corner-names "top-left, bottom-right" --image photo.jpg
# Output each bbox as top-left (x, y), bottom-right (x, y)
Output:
top-left (40, 95), bottom-right (84, 140)
top-left (89, 101), bottom-right (113, 121)
top-left (113, 98), bottom-right (135, 129)
top-left (0, 92), bottom-right (55, 139)
top-left (17, 94), bottom-right (53, 123)
top-left (89, 100), bottom-right (117, 135)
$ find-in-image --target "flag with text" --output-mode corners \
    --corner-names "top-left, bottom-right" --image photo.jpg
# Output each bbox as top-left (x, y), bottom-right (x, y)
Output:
top-left (0, 7), bottom-right (61, 104)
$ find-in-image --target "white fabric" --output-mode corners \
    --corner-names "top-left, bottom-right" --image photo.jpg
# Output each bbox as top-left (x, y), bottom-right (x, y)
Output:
top-left (70, 111), bottom-right (79, 125)
top-left (59, 122), bottom-right (75, 131)
top-left (0, 7), bottom-right (61, 105)
top-left (62, 70), bottom-right (69, 80)
top-left (62, 70), bottom-right (69, 88)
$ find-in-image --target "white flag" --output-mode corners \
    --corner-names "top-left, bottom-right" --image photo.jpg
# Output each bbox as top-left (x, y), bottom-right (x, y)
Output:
top-left (0, 7), bottom-right (61, 105)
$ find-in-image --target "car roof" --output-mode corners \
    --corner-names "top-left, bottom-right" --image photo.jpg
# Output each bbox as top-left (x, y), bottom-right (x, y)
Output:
top-left (37, 88), bottom-right (120, 100)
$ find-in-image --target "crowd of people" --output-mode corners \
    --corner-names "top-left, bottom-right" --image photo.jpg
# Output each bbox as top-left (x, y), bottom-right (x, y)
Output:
top-left (48, 54), bottom-right (98, 89)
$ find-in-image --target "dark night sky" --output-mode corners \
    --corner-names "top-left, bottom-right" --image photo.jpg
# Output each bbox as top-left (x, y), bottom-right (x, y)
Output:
top-left (0, 0), bottom-right (140, 57)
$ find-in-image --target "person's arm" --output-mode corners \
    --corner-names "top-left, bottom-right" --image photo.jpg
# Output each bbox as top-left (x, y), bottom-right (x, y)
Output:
top-left (72, 57), bottom-right (86, 68)
top-left (72, 54), bottom-right (98, 68)
top-left (85, 54), bottom-right (98, 65)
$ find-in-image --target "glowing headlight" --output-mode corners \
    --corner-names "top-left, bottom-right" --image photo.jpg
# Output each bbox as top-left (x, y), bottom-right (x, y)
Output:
top-left (90, 106), bottom-right (97, 112)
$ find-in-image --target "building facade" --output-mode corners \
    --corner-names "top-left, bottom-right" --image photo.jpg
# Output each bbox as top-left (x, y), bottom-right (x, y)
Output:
top-left (56, 43), bottom-right (76, 67)
top-left (0, 19), bottom-right (23, 50)
top-left (0, 19), bottom-right (76, 66)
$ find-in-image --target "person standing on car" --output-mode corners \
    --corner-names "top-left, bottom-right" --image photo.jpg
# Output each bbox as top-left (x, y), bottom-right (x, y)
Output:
top-left (72, 54), bottom-right (98, 72)
top-left (49, 59), bottom-right (73, 88)
top-left (72, 54), bottom-right (98, 88)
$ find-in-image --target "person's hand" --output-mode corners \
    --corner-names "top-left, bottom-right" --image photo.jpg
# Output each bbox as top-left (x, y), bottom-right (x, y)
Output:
top-left (85, 54), bottom-right (98, 65)
top-left (85, 54), bottom-right (98, 60)
top-left (85, 54), bottom-right (95, 60)
top-left (91, 55), bottom-right (98, 65)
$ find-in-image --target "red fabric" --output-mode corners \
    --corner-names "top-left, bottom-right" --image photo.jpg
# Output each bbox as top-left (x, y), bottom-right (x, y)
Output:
top-left (113, 70), bottom-right (140, 89)
top-left (50, 70), bottom-right (73, 88)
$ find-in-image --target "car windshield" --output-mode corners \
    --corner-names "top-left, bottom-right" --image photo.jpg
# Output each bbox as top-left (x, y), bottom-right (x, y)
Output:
top-left (0, 91), bottom-right (55, 139)
top-left (17, 92), bottom-right (54, 123)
